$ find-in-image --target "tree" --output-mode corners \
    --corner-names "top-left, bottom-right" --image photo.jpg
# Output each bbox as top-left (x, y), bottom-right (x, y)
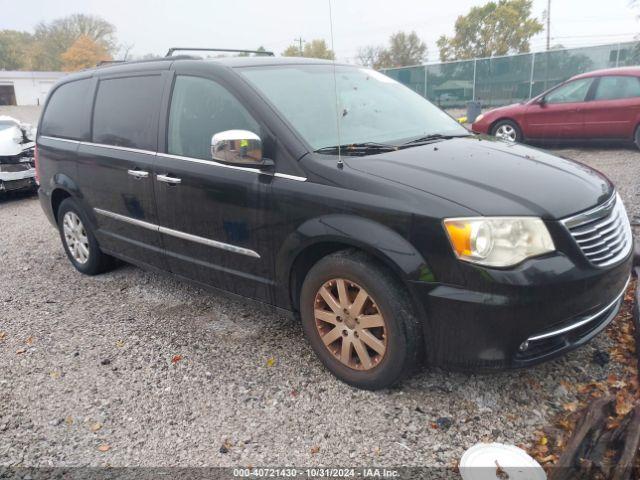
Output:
top-left (0, 30), bottom-right (34, 70)
top-left (30, 14), bottom-right (117, 70)
top-left (282, 39), bottom-right (334, 60)
top-left (60, 35), bottom-right (111, 71)
top-left (385, 31), bottom-right (427, 67)
top-left (357, 31), bottom-right (427, 69)
top-left (437, 0), bottom-right (543, 61)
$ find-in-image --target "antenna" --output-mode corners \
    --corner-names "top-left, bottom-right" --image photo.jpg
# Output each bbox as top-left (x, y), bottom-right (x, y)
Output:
top-left (328, 0), bottom-right (343, 169)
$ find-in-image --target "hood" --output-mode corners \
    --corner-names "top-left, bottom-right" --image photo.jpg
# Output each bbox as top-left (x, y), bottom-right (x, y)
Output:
top-left (0, 125), bottom-right (24, 157)
top-left (344, 136), bottom-right (613, 219)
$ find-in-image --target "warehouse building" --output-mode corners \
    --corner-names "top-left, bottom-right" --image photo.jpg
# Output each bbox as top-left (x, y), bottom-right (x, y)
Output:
top-left (0, 71), bottom-right (66, 106)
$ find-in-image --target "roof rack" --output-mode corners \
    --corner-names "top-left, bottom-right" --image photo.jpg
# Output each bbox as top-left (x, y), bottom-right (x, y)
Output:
top-left (96, 60), bottom-right (127, 66)
top-left (165, 47), bottom-right (275, 57)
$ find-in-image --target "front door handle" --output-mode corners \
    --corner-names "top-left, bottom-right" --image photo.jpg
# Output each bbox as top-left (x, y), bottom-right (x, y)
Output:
top-left (157, 174), bottom-right (182, 185)
top-left (127, 169), bottom-right (149, 179)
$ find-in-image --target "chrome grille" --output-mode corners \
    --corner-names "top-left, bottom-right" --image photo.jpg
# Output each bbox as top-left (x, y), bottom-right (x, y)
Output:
top-left (562, 193), bottom-right (633, 267)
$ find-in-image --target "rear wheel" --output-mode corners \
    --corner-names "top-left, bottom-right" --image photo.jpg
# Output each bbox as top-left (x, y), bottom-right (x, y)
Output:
top-left (57, 197), bottom-right (114, 275)
top-left (299, 250), bottom-right (421, 390)
top-left (491, 119), bottom-right (522, 143)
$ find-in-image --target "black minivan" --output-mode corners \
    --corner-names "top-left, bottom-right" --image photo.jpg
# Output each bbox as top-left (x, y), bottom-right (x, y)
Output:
top-left (36, 54), bottom-right (633, 390)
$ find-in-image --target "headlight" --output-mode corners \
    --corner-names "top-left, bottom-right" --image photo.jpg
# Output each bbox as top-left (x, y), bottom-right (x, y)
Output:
top-left (443, 217), bottom-right (555, 267)
top-left (474, 114), bottom-right (484, 123)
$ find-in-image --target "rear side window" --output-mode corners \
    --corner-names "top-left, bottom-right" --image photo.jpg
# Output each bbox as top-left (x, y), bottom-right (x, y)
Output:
top-left (167, 76), bottom-right (259, 160)
top-left (40, 79), bottom-right (93, 140)
top-left (92, 75), bottom-right (164, 150)
top-left (594, 76), bottom-right (640, 101)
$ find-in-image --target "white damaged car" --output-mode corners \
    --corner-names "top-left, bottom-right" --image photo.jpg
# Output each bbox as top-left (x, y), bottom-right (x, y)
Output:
top-left (0, 116), bottom-right (37, 194)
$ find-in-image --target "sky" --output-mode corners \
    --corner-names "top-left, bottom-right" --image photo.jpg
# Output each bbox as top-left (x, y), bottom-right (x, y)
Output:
top-left (1, 0), bottom-right (638, 63)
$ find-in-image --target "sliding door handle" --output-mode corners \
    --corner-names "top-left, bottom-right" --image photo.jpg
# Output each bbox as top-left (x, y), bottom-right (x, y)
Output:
top-left (127, 169), bottom-right (149, 179)
top-left (157, 174), bottom-right (182, 184)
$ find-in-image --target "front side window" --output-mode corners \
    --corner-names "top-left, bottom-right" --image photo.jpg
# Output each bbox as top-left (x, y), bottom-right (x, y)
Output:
top-left (594, 76), bottom-right (640, 101)
top-left (40, 79), bottom-right (93, 140)
top-left (92, 75), bottom-right (164, 150)
top-left (167, 76), bottom-right (259, 160)
top-left (545, 78), bottom-right (593, 104)
top-left (239, 65), bottom-right (468, 151)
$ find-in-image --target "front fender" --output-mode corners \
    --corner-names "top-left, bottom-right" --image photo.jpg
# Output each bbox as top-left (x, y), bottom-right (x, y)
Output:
top-left (276, 214), bottom-right (433, 289)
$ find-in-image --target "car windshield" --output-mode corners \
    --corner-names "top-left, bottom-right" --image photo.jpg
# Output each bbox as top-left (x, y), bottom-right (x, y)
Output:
top-left (238, 64), bottom-right (468, 151)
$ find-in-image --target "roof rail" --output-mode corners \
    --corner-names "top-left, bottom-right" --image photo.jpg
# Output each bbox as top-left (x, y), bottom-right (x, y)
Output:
top-left (96, 60), bottom-right (126, 67)
top-left (165, 47), bottom-right (275, 57)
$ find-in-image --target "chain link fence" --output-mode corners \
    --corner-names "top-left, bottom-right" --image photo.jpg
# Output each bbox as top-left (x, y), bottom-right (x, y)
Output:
top-left (381, 41), bottom-right (640, 109)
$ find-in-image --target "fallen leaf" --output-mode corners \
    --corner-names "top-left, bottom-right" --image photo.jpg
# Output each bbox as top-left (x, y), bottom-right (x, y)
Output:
top-left (290, 389), bottom-right (299, 398)
top-left (90, 422), bottom-right (103, 432)
top-left (16, 348), bottom-right (26, 355)
top-left (97, 444), bottom-right (111, 452)
top-left (539, 436), bottom-right (548, 446)
top-left (563, 401), bottom-right (578, 412)
top-left (615, 392), bottom-right (633, 417)
top-left (310, 446), bottom-right (320, 454)
top-left (25, 336), bottom-right (33, 345)
top-left (49, 371), bottom-right (61, 379)
top-left (115, 340), bottom-right (125, 348)
top-left (539, 454), bottom-right (558, 464)
top-left (65, 416), bottom-right (73, 425)
top-left (266, 357), bottom-right (276, 367)
top-left (171, 355), bottom-right (182, 364)
top-left (0, 331), bottom-right (6, 341)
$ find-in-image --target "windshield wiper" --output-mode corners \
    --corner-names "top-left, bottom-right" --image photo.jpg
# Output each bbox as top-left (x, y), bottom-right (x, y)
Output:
top-left (402, 133), bottom-right (470, 145)
top-left (315, 142), bottom-right (399, 156)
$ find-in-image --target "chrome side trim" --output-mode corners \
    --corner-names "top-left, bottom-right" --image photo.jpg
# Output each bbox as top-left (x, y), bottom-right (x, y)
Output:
top-left (38, 137), bottom-right (308, 181)
top-left (158, 224), bottom-right (260, 258)
top-left (158, 152), bottom-right (265, 174)
top-left (39, 135), bottom-right (80, 145)
top-left (274, 172), bottom-right (307, 182)
top-left (81, 141), bottom-right (156, 156)
top-left (561, 192), bottom-right (617, 229)
top-left (94, 208), bottom-right (159, 231)
top-left (527, 275), bottom-right (630, 342)
top-left (93, 208), bottom-right (260, 259)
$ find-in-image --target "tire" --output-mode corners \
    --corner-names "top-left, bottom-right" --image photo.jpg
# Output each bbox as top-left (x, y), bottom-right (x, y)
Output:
top-left (299, 250), bottom-right (422, 390)
top-left (57, 197), bottom-right (114, 275)
top-left (634, 125), bottom-right (640, 150)
top-left (491, 119), bottom-right (522, 143)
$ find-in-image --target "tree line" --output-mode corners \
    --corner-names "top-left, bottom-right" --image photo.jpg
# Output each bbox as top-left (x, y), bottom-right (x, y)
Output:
top-left (0, 0), bottom-right (544, 72)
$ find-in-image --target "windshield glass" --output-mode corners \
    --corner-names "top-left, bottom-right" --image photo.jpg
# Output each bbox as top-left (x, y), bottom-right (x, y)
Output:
top-left (239, 64), bottom-right (468, 150)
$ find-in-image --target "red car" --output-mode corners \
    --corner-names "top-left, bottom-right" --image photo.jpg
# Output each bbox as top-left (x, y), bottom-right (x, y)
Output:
top-left (471, 67), bottom-right (640, 149)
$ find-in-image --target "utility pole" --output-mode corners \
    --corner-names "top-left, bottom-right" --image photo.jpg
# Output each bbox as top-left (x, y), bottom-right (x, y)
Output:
top-left (294, 37), bottom-right (305, 56)
top-left (546, 0), bottom-right (551, 50)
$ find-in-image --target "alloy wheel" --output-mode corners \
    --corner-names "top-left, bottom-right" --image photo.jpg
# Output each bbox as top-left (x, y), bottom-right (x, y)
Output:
top-left (313, 278), bottom-right (387, 370)
top-left (62, 211), bottom-right (90, 264)
top-left (495, 124), bottom-right (517, 142)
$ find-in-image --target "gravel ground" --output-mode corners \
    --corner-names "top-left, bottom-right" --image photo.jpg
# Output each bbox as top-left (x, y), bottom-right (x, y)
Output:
top-left (0, 146), bottom-right (638, 468)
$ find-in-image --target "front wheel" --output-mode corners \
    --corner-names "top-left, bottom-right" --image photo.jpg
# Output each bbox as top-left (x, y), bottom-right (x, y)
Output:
top-left (491, 119), bottom-right (522, 143)
top-left (300, 250), bottom-right (422, 390)
top-left (57, 197), bottom-right (115, 275)
top-left (634, 125), bottom-right (640, 150)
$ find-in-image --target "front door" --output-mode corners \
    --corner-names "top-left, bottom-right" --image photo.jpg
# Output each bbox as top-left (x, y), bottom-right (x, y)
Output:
top-left (154, 73), bottom-right (275, 302)
top-left (77, 73), bottom-right (167, 269)
top-left (524, 77), bottom-right (593, 139)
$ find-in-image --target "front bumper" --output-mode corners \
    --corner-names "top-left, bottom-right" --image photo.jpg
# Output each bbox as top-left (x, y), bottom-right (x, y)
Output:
top-left (409, 249), bottom-right (633, 370)
top-left (0, 168), bottom-right (37, 192)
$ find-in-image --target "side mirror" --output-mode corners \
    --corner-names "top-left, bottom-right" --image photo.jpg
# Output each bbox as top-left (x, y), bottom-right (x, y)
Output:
top-left (211, 130), bottom-right (268, 168)
top-left (536, 97), bottom-right (547, 107)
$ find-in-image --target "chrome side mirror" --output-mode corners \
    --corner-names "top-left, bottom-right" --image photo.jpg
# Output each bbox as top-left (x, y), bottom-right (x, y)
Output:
top-left (211, 130), bottom-right (264, 166)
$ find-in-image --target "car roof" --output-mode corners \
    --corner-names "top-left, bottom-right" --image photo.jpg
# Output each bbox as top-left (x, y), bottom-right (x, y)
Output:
top-left (571, 66), bottom-right (640, 80)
